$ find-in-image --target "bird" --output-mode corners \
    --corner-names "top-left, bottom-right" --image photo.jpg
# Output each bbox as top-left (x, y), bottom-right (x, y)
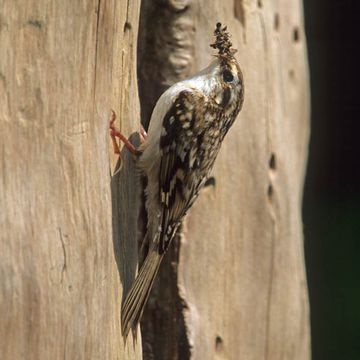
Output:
top-left (111, 22), bottom-right (244, 339)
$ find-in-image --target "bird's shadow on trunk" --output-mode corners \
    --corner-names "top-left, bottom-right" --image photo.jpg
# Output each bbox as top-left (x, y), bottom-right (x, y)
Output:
top-left (110, 133), bottom-right (143, 303)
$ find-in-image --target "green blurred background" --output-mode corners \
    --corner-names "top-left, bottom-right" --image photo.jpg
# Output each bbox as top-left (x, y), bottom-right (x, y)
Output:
top-left (303, 0), bottom-right (360, 358)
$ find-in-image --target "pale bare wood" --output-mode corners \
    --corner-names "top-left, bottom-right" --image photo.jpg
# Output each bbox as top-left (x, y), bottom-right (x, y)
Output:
top-left (0, 0), bottom-right (310, 358)
top-left (0, 1), bottom-right (142, 359)
top-left (180, 2), bottom-right (311, 359)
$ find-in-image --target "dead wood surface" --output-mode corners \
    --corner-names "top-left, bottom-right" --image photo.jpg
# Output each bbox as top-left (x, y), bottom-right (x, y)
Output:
top-left (138, 1), bottom-right (311, 359)
top-left (0, 1), bottom-right (142, 359)
top-left (0, 0), bottom-right (310, 359)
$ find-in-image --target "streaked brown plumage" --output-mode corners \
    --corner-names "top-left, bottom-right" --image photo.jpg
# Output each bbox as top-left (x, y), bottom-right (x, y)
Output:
top-left (121, 22), bottom-right (244, 339)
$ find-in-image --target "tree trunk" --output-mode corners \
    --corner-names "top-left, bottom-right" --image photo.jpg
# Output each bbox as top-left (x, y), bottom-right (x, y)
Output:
top-left (0, 1), bottom-right (142, 359)
top-left (0, 0), bottom-right (310, 359)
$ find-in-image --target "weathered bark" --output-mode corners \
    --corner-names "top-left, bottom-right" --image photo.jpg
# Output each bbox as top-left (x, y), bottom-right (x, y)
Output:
top-left (138, 1), bottom-right (310, 359)
top-left (1, 0), bottom-right (310, 359)
top-left (0, 1), bottom-right (142, 359)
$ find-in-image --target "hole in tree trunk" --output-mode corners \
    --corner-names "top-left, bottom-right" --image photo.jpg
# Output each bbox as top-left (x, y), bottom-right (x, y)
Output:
top-left (215, 335), bottom-right (224, 351)
top-left (274, 13), bottom-right (280, 31)
top-left (204, 176), bottom-right (216, 187)
top-left (293, 27), bottom-right (300, 42)
top-left (269, 153), bottom-right (276, 170)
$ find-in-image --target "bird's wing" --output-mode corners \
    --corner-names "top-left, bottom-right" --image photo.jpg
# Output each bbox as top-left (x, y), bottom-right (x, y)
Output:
top-left (158, 89), bottom-right (207, 254)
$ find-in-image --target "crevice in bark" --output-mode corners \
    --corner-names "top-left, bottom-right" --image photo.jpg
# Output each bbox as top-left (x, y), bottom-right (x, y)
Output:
top-left (93, 0), bottom-right (101, 109)
top-left (274, 13), bottom-right (280, 31)
top-left (136, 0), bottom-right (194, 358)
top-left (234, 0), bottom-right (245, 28)
top-left (137, 0), bottom-right (195, 130)
top-left (57, 227), bottom-right (67, 284)
top-left (141, 233), bottom-right (191, 360)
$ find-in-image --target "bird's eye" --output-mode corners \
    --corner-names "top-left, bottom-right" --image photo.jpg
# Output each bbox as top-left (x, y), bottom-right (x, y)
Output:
top-left (223, 70), bottom-right (234, 83)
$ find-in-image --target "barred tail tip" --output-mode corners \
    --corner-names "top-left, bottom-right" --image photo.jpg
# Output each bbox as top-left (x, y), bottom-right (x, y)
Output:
top-left (121, 249), bottom-right (163, 339)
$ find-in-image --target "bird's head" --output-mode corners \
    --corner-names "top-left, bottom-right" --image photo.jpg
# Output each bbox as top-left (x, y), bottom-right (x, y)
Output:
top-left (208, 23), bottom-right (244, 112)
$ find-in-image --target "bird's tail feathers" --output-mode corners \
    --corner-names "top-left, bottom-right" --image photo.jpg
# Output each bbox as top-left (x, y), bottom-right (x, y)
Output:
top-left (121, 248), bottom-right (163, 339)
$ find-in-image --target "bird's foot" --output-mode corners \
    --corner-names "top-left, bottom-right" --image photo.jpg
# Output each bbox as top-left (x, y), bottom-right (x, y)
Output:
top-left (109, 110), bottom-right (141, 155)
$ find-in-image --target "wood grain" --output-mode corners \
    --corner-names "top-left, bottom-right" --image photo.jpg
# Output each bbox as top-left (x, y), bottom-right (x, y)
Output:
top-left (181, 1), bottom-right (311, 359)
top-left (138, 0), bottom-right (311, 359)
top-left (0, 0), bottom-right (310, 358)
top-left (0, 0), bottom-right (142, 358)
